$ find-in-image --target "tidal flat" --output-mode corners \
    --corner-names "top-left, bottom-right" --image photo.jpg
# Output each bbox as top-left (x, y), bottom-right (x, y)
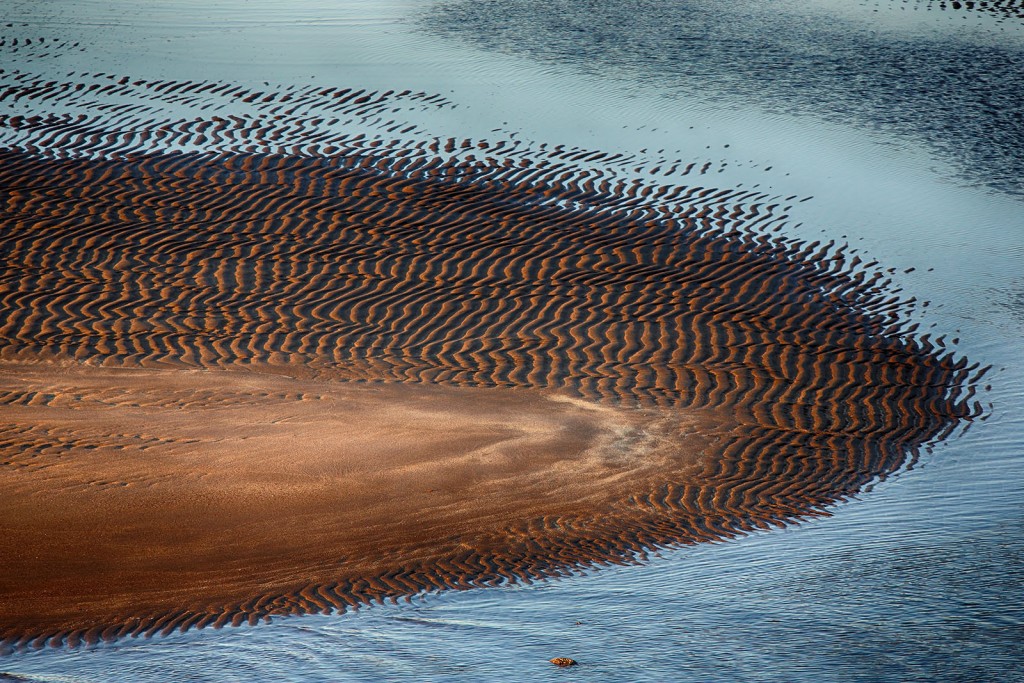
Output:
top-left (1, 1), bottom-right (1022, 681)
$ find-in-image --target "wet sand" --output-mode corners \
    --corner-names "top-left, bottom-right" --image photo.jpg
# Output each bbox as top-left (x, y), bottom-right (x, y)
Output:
top-left (0, 361), bottom-right (723, 647)
top-left (0, 77), bottom-right (984, 649)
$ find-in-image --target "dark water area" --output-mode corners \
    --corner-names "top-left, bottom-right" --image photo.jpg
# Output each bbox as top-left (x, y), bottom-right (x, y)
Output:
top-left (422, 0), bottom-right (1024, 198)
top-left (1, 0), bottom-right (1022, 681)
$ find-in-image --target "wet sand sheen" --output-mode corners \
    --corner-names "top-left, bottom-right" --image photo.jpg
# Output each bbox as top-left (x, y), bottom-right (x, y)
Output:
top-left (0, 362), bottom-right (722, 647)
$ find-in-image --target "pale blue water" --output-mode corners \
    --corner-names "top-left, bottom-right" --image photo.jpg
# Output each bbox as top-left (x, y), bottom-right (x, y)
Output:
top-left (1, 1), bottom-right (1022, 680)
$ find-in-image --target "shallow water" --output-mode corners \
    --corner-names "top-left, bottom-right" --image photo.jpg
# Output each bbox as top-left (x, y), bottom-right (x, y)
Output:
top-left (1, 0), bottom-right (1022, 680)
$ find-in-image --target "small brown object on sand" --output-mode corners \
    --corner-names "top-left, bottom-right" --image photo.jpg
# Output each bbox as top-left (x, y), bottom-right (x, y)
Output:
top-left (550, 657), bottom-right (578, 667)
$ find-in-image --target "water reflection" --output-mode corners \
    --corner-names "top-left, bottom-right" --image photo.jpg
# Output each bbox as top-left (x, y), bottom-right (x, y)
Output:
top-left (422, 0), bottom-right (1024, 196)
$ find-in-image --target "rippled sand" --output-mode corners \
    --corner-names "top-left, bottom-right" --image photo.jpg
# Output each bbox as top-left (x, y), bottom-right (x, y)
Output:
top-left (0, 76), bottom-right (984, 649)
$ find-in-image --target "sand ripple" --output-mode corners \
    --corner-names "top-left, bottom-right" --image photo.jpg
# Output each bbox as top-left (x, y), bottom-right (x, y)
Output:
top-left (0, 77), bottom-right (985, 650)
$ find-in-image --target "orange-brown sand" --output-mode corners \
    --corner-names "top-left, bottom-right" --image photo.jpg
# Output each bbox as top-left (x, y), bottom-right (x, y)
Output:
top-left (0, 119), bottom-right (981, 649)
top-left (0, 361), bottom-right (727, 647)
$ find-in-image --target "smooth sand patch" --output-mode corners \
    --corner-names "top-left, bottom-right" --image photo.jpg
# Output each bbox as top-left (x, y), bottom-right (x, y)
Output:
top-left (0, 362), bottom-right (724, 646)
